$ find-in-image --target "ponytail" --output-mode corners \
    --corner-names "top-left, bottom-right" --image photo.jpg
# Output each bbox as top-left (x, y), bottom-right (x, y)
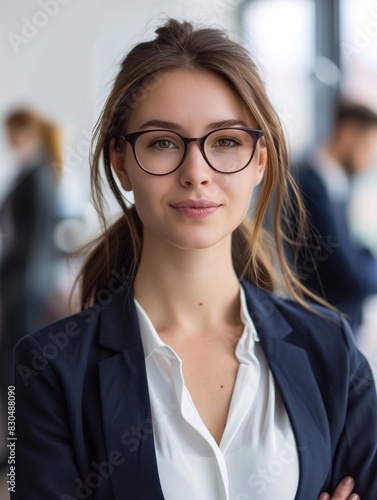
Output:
top-left (78, 206), bottom-right (142, 309)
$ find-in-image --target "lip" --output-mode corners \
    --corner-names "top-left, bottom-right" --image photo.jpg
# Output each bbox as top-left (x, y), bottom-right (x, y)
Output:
top-left (170, 199), bottom-right (221, 219)
top-left (171, 199), bottom-right (221, 209)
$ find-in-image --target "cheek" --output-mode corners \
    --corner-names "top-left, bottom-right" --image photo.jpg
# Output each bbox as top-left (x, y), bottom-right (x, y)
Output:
top-left (220, 168), bottom-right (260, 203)
top-left (130, 176), bottom-right (168, 222)
top-left (362, 141), bottom-right (377, 165)
top-left (131, 179), bottom-right (152, 208)
top-left (352, 147), bottom-right (370, 170)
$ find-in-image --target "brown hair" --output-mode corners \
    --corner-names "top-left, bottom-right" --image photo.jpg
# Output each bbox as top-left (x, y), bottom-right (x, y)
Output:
top-left (5, 108), bottom-right (63, 177)
top-left (79, 18), bottom-right (326, 311)
top-left (335, 101), bottom-right (377, 130)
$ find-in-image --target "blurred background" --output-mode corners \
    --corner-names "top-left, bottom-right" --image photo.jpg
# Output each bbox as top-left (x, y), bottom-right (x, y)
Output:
top-left (0, 0), bottom-right (377, 495)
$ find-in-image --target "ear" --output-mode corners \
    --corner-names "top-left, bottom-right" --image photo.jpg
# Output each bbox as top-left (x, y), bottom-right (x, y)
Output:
top-left (255, 142), bottom-right (267, 186)
top-left (109, 138), bottom-right (133, 191)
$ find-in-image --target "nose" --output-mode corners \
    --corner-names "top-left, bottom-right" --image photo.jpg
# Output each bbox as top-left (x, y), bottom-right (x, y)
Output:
top-left (179, 141), bottom-right (212, 187)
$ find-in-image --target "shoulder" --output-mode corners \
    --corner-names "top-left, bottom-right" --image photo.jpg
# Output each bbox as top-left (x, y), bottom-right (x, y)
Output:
top-left (244, 282), bottom-right (355, 357)
top-left (269, 290), bottom-right (340, 323)
top-left (14, 307), bottom-right (101, 379)
top-left (14, 282), bottom-right (138, 383)
top-left (273, 290), bottom-right (351, 341)
top-left (294, 163), bottom-right (326, 196)
top-left (246, 284), bottom-right (372, 393)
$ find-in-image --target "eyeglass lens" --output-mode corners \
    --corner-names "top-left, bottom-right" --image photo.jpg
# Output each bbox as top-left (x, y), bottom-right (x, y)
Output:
top-left (133, 129), bottom-right (256, 174)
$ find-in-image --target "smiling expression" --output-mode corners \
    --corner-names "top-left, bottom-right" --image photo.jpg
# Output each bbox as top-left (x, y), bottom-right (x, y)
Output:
top-left (110, 68), bottom-right (267, 253)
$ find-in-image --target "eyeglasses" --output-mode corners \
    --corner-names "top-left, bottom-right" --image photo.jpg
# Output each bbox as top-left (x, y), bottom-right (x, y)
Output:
top-left (116, 127), bottom-right (264, 176)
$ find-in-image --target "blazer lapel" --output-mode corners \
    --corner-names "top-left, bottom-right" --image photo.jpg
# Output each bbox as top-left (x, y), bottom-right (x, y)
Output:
top-left (242, 281), bottom-right (332, 500)
top-left (97, 287), bottom-right (165, 500)
top-left (96, 280), bottom-right (333, 499)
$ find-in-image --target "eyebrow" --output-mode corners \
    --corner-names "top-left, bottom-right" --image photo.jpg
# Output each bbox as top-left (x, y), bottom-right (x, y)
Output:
top-left (137, 119), bottom-right (250, 132)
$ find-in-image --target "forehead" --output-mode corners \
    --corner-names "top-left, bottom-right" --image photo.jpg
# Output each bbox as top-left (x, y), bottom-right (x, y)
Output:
top-left (126, 68), bottom-right (257, 133)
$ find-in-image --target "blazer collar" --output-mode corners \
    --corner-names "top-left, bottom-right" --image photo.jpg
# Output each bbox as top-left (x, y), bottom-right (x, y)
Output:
top-left (97, 280), bottom-right (331, 500)
top-left (97, 283), bottom-right (141, 351)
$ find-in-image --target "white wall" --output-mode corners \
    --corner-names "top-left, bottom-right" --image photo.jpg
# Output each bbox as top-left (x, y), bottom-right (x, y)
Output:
top-left (0, 0), bottom-right (242, 208)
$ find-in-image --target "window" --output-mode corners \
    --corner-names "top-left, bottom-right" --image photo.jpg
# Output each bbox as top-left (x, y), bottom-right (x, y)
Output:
top-left (341, 0), bottom-right (377, 253)
top-left (240, 0), bottom-right (315, 158)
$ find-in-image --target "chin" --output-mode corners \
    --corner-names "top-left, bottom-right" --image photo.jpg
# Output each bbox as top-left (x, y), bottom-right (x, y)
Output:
top-left (168, 232), bottom-right (231, 252)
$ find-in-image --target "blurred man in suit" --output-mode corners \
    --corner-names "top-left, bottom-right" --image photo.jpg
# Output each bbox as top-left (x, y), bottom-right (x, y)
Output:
top-left (292, 103), bottom-right (377, 330)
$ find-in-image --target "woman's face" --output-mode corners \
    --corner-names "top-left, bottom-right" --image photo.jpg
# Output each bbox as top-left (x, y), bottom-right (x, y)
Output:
top-left (111, 69), bottom-right (267, 253)
top-left (8, 122), bottom-right (44, 162)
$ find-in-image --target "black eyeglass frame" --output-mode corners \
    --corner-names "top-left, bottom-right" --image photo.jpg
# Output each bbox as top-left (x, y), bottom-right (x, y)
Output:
top-left (116, 127), bottom-right (264, 176)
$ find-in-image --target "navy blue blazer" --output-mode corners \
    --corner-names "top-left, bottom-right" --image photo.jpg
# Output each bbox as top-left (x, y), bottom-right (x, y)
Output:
top-left (292, 164), bottom-right (377, 329)
top-left (13, 280), bottom-right (377, 499)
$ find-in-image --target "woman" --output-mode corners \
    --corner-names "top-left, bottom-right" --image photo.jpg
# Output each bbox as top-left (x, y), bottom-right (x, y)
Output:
top-left (0, 108), bottom-right (62, 468)
top-left (0, 108), bottom-right (62, 351)
top-left (13, 20), bottom-right (376, 499)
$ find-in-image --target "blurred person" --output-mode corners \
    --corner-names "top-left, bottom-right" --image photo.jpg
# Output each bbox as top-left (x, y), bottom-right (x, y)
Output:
top-left (291, 102), bottom-right (377, 331)
top-left (12, 20), bottom-right (376, 500)
top-left (0, 108), bottom-right (63, 464)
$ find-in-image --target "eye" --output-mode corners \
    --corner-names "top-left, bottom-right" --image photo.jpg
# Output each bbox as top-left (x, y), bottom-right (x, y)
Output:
top-left (213, 137), bottom-right (240, 148)
top-left (149, 139), bottom-right (178, 150)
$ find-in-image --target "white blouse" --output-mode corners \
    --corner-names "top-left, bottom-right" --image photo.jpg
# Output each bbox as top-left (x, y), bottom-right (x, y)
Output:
top-left (134, 286), bottom-right (299, 500)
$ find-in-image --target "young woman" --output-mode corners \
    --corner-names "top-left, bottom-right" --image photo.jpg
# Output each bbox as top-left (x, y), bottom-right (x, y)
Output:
top-left (13, 19), bottom-right (377, 500)
top-left (0, 108), bottom-right (62, 467)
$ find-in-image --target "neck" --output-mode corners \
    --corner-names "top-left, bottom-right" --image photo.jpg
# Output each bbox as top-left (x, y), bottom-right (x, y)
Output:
top-left (134, 232), bottom-right (241, 335)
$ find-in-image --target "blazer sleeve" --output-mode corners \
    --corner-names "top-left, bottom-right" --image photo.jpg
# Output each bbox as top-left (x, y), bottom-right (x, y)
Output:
top-left (12, 335), bottom-right (80, 499)
top-left (330, 316), bottom-right (377, 497)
